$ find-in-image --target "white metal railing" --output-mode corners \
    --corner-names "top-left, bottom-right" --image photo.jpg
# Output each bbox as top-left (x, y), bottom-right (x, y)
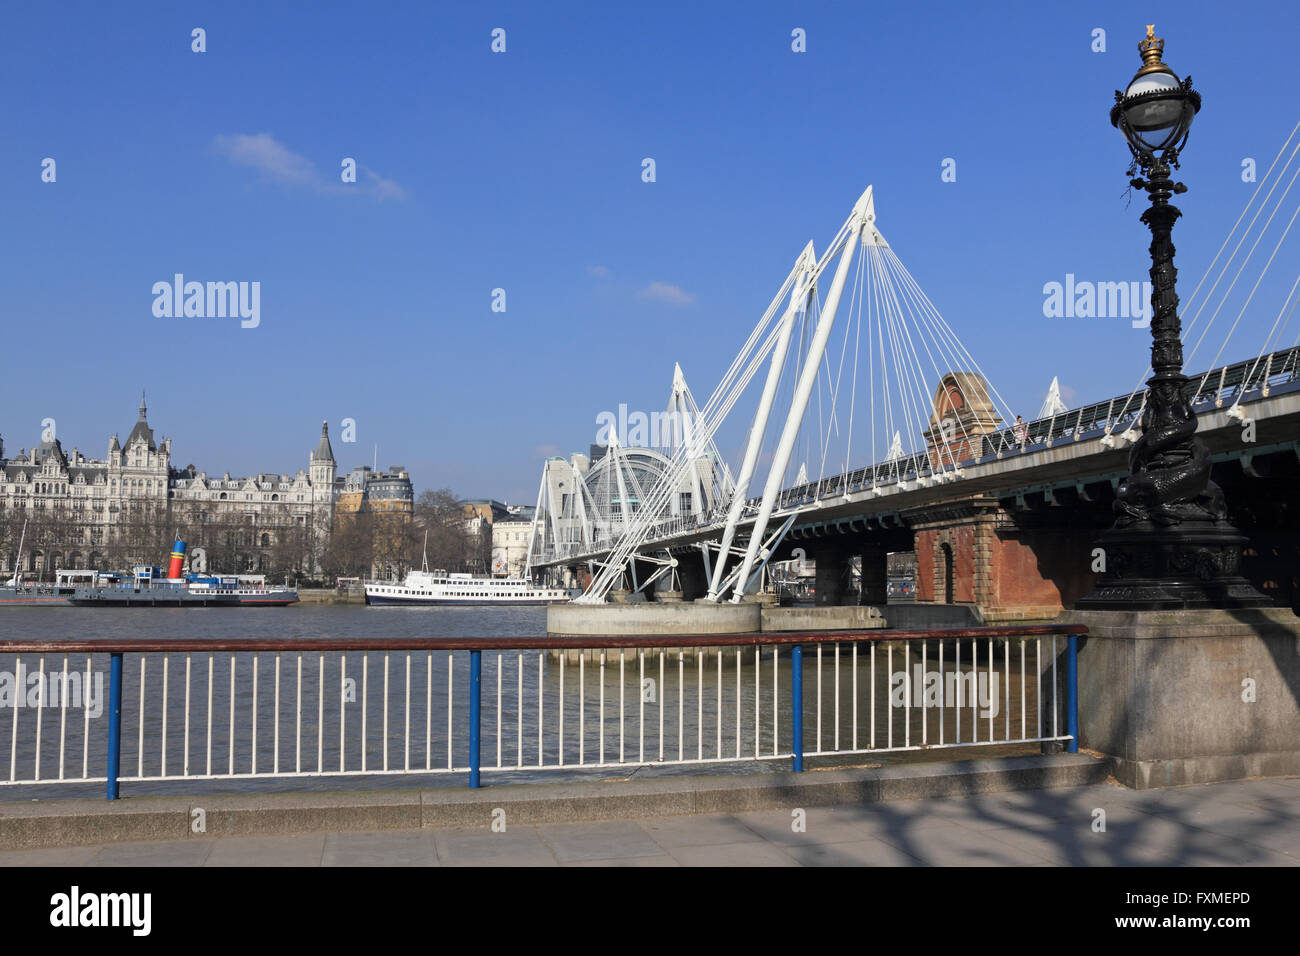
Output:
top-left (0, 627), bottom-right (1081, 797)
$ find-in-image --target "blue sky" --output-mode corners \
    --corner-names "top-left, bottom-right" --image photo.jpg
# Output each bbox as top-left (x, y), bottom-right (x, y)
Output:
top-left (3, 1), bottom-right (1297, 503)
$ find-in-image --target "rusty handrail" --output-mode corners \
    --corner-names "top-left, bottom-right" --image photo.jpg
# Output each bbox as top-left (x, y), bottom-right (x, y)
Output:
top-left (0, 623), bottom-right (1086, 654)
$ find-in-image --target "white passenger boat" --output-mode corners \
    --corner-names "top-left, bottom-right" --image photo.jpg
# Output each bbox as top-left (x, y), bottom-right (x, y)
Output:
top-left (365, 569), bottom-right (571, 606)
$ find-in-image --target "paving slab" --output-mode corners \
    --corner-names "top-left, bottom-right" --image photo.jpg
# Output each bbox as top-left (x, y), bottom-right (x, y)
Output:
top-left (89, 839), bottom-right (214, 867)
top-left (639, 813), bottom-right (766, 849)
top-left (1118, 833), bottom-right (1299, 867)
top-left (561, 853), bottom-right (680, 867)
top-left (433, 826), bottom-right (557, 866)
top-left (934, 788), bottom-right (1157, 832)
top-left (536, 820), bottom-right (669, 863)
top-left (322, 830), bottom-right (438, 867)
top-left (1166, 802), bottom-right (1300, 856)
top-left (0, 845), bottom-right (100, 867)
top-left (733, 805), bottom-right (907, 846)
top-left (667, 841), bottom-right (801, 866)
top-left (871, 818), bottom-right (1056, 866)
top-left (1122, 778), bottom-right (1289, 813)
top-left (958, 818), bottom-right (1138, 867)
top-left (778, 838), bottom-right (923, 866)
top-left (204, 833), bottom-right (326, 867)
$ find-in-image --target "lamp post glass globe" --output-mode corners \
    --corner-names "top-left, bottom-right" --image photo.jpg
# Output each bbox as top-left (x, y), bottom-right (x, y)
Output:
top-left (1109, 25), bottom-right (1200, 164)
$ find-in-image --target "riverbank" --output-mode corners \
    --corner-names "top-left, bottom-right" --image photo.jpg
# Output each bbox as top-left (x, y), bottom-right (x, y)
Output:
top-left (297, 588), bottom-right (366, 605)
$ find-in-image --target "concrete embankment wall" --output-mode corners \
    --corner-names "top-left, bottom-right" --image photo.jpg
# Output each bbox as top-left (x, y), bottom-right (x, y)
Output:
top-left (548, 601), bottom-right (761, 637)
top-left (547, 602), bottom-right (890, 637)
top-left (298, 588), bottom-right (366, 605)
top-left (879, 603), bottom-right (983, 629)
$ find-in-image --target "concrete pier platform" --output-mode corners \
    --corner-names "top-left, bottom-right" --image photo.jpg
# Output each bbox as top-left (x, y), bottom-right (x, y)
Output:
top-left (548, 600), bottom-right (760, 636)
top-left (548, 601), bottom-right (888, 636)
top-left (297, 588), bottom-right (366, 605)
top-left (760, 605), bottom-right (885, 631)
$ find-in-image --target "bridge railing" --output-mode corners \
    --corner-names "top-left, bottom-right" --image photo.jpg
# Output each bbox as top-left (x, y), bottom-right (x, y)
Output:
top-left (0, 625), bottom-right (1082, 799)
top-left (1190, 343), bottom-right (1300, 408)
top-left (751, 344), bottom-right (1300, 517)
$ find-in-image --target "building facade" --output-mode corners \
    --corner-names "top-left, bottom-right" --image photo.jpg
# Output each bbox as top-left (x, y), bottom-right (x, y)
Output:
top-left (491, 505), bottom-right (538, 577)
top-left (332, 464), bottom-right (414, 579)
top-left (0, 400), bottom-right (337, 578)
top-left (459, 499), bottom-right (510, 575)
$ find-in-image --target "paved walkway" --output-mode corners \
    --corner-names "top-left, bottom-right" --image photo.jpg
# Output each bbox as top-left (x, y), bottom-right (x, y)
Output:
top-left (3, 776), bottom-right (1298, 866)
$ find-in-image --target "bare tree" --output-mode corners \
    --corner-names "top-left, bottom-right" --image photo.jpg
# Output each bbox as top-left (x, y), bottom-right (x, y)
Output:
top-left (371, 510), bottom-right (410, 580)
top-left (324, 511), bottom-right (375, 581)
top-left (408, 489), bottom-right (475, 572)
top-left (266, 520), bottom-right (312, 583)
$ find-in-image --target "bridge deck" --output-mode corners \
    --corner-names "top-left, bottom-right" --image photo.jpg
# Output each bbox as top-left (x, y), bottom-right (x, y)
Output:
top-left (535, 346), bottom-right (1300, 567)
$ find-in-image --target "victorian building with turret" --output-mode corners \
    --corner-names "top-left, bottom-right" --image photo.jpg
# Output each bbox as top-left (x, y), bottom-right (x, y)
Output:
top-left (0, 399), bottom-right (338, 578)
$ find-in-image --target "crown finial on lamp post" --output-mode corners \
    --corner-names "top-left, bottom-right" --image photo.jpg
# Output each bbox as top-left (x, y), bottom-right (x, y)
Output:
top-left (1135, 24), bottom-right (1169, 77)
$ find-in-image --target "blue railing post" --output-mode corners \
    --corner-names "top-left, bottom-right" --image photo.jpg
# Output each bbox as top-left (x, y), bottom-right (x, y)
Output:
top-left (791, 644), bottom-right (804, 772)
top-left (106, 653), bottom-right (123, 800)
top-left (1066, 634), bottom-right (1079, 754)
top-left (468, 649), bottom-right (481, 788)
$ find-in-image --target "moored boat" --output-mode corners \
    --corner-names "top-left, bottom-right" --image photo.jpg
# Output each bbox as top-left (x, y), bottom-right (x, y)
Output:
top-left (0, 519), bottom-right (74, 605)
top-left (364, 530), bottom-right (570, 606)
top-left (0, 583), bottom-right (76, 606)
top-left (68, 562), bottom-right (299, 607)
top-left (366, 570), bottom-right (570, 605)
top-left (5, 538), bottom-right (300, 608)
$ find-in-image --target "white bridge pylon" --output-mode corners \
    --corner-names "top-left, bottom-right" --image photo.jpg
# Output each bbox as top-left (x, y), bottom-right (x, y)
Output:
top-left (574, 185), bottom-right (1020, 604)
top-left (522, 363), bottom-right (734, 585)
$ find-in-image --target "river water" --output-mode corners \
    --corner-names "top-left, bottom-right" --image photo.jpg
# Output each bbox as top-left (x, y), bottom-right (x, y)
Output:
top-left (0, 606), bottom-right (1048, 800)
top-left (2, 604), bottom-right (550, 643)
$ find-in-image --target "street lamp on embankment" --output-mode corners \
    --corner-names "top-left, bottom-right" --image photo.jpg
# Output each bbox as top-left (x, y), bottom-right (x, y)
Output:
top-left (1078, 25), bottom-right (1269, 611)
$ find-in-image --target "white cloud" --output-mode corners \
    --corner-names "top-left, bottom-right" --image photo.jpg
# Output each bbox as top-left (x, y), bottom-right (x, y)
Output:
top-left (213, 132), bottom-right (319, 187)
top-left (213, 132), bottom-right (405, 201)
top-left (639, 281), bottom-right (696, 306)
top-left (587, 265), bottom-right (612, 278)
top-left (364, 168), bottom-right (407, 202)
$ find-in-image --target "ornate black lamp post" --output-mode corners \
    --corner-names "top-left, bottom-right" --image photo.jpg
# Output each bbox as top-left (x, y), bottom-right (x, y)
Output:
top-left (1079, 26), bottom-right (1269, 610)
